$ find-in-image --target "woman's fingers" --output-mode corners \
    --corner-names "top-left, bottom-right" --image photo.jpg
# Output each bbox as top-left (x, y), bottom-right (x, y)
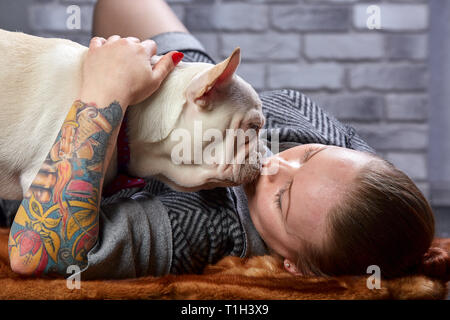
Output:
top-left (89, 37), bottom-right (106, 49)
top-left (126, 37), bottom-right (141, 43)
top-left (140, 39), bottom-right (158, 58)
top-left (152, 51), bottom-right (183, 83)
top-left (106, 35), bottom-right (121, 43)
top-left (104, 36), bottom-right (155, 58)
top-left (82, 34), bottom-right (180, 106)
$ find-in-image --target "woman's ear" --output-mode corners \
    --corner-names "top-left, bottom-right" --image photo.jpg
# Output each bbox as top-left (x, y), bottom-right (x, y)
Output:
top-left (283, 258), bottom-right (302, 276)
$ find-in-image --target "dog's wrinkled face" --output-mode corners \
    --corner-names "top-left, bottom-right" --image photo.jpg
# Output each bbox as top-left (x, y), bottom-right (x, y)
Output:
top-left (128, 48), bottom-right (267, 192)
top-left (162, 48), bottom-right (267, 191)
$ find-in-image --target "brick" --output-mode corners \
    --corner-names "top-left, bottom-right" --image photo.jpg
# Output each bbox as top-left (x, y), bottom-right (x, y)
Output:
top-left (305, 34), bottom-right (384, 60)
top-left (236, 63), bottom-right (266, 91)
top-left (386, 34), bottom-right (427, 60)
top-left (221, 0), bottom-right (298, 2)
top-left (350, 64), bottom-right (427, 91)
top-left (0, 0), bottom-right (33, 34)
top-left (220, 0), bottom-right (310, 2)
top-left (312, 94), bottom-right (384, 121)
top-left (29, 3), bottom-right (93, 32)
top-left (183, 5), bottom-right (211, 30)
top-left (221, 33), bottom-right (300, 61)
top-left (192, 33), bottom-right (220, 61)
top-left (415, 182), bottom-right (430, 201)
top-left (268, 63), bottom-right (344, 90)
top-left (431, 183), bottom-right (450, 206)
top-left (386, 152), bottom-right (427, 180)
top-left (271, 5), bottom-right (351, 31)
top-left (348, 123), bottom-right (428, 151)
top-left (185, 4), bottom-right (268, 31)
top-left (354, 4), bottom-right (428, 31)
top-left (60, 0), bottom-right (96, 3)
top-left (221, 0), bottom-right (301, 2)
top-left (386, 94), bottom-right (428, 121)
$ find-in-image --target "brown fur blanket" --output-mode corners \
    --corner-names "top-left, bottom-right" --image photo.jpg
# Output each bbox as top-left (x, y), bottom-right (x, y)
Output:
top-left (0, 228), bottom-right (448, 300)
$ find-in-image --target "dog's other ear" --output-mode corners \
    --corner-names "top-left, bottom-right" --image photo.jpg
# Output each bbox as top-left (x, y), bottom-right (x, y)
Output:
top-left (186, 47), bottom-right (241, 109)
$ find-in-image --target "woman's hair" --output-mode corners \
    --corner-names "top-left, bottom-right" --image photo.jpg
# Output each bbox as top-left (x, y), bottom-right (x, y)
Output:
top-left (295, 156), bottom-right (449, 281)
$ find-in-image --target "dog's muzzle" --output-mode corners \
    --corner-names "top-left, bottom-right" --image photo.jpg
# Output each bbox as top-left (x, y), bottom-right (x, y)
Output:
top-left (231, 138), bottom-right (266, 185)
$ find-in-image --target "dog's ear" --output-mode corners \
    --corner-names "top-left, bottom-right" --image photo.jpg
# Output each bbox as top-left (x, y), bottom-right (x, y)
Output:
top-left (186, 47), bottom-right (241, 109)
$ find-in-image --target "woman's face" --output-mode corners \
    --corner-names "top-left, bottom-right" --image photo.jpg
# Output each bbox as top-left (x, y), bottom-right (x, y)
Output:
top-left (244, 144), bottom-right (374, 269)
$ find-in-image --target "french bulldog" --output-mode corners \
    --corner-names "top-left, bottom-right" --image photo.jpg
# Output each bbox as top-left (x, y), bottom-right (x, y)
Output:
top-left (0, 29), bottom-right (266, 200)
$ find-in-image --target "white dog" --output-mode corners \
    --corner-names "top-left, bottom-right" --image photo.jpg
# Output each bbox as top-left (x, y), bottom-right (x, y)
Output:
top-left (0, 29), bottom-right (266, 200)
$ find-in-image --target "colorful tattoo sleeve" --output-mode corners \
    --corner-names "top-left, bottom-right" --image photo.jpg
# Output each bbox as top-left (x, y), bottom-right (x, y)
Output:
top-left (8, 100), bottom-right (123, 276)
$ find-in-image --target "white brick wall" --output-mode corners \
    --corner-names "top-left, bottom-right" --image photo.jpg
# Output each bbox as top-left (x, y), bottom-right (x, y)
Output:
top-left (185, 3), bottom-right (269, 31)
top-left (349, 64), bottom-right (428, 90)
top-left (268, 63), bottom-right (344, 90)
top-left (222, 33), bottom-right (301, 60)
top-left (305, 34), bottom-right (384, 60)
top-left (353, 4), bottom-right (428, 31)
top-left (0, 0), bottom-right (433, 200)
top-left (29, 3), bottom-right (93, 32)
top-left (271, 5), bottom-right (351, 31)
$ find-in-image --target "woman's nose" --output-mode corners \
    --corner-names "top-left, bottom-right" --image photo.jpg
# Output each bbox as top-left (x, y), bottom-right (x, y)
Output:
top-left (263, 156), bottom-right (300, 181)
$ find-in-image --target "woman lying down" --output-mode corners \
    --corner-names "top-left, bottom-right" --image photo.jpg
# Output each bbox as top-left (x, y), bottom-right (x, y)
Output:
top-left (1, 0), bottom-right (448, 282)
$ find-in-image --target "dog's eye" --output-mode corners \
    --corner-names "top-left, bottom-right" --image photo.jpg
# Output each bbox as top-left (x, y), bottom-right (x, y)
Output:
top-left (248, 124), bottom-right (260, 131)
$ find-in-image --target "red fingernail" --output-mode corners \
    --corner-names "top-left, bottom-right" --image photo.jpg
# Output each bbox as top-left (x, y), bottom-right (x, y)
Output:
top-left (172, 52), bottom-right (184, 65)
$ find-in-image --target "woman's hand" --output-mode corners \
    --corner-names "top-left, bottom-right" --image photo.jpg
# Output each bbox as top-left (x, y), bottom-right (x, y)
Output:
top-left (79, 35), bottom-right (183, 108)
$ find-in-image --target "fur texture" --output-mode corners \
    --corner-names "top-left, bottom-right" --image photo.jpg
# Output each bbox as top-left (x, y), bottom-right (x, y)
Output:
top-left (0, 29), bottom-right (264, 199)
top-left (0, 228), bottom-right (447, 300)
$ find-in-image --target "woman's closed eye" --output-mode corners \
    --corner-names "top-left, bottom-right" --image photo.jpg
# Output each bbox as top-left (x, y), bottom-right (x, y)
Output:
top-left (274, 146), bottom-right (321, 211)
top-left (274, 179), bottom-right (293, 213)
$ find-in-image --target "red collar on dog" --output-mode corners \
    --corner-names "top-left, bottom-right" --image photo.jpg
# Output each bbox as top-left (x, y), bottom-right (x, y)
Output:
top-left (103, 111), bottom-right (146, 197)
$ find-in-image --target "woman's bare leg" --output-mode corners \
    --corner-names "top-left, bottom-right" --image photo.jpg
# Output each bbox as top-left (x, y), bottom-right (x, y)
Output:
top-left (93, 0), bottom-right (188, 40)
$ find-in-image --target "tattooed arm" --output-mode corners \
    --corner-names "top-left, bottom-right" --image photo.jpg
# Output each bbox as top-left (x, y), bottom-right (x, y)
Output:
top-left (9, 100), bottom-right (123, 276)
top-left (8, 36), bottom-right (181, 276)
